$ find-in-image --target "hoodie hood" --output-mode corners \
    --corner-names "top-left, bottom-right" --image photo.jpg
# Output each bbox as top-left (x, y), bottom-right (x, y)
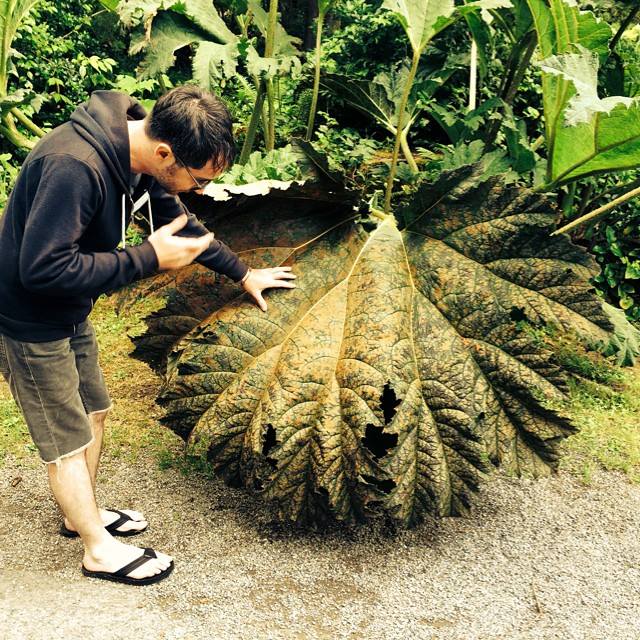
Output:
top-left (70, 90), bottom-right (146, 195)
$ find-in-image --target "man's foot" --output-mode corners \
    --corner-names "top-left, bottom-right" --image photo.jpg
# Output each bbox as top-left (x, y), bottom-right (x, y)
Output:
top-left (82, 540), bottom-right (173, 584)
top-left (62, 508), bottom-right (148, 537)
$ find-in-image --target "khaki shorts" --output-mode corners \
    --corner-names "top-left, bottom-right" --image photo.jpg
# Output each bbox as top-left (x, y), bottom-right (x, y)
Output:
top-left (0, 320), bottom-right (111, 464)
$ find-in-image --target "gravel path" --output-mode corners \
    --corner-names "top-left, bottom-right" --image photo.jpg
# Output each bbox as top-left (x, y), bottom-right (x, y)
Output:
top-left (1, 454), bottom-right (639, 640)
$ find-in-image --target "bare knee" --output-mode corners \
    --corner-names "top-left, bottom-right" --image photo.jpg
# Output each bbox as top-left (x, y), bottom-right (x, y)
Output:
top-left (88, 408), bottom-right (110, 432)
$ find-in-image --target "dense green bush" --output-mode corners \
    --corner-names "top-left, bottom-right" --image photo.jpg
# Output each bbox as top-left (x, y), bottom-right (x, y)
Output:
top-left (12, 0), bottom-right (132, 129)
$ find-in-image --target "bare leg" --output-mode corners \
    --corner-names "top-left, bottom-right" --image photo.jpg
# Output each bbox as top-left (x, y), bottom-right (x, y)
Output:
top-left (62, 410), bottom-right (147, 534)
top-left (47, 452), bottom-right (172, 579)
top-left (85, 409), bottom-right (107, 489)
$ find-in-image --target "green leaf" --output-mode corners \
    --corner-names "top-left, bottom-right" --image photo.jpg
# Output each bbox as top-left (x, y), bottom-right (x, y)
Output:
top-left (97, 0), bottom-right (119, 11)
top-left (126, 1), bottom-right (238, 78)
top-left (134, 11), bottom-right (204, 78)
top-left (625, 261), bottom-right (640, 280)
top-left (192, 42), bottom-right (239, 90)
top-left (0, 0), bottom-right (41, 95)
top-left (322, 58), bottom-right (462, 136)
top-left (126, 170), bottom-right (615, 527)
top-left (381, 0), bottom-right (456, 56)
top-left (526, 0), bottom-right (612, 174)
top-left (620, 296), bottom-right (634, 310)
top-left (538, 48), bottom-right (634, 126)
top-left (0, 89), bottom-right (36, 116)
top-left (427, 96), bottom-right (502, 143)
top-left (245, 44), bottom-right (301, 81)
top-left (585, 298), bottom-right (640, 364)
top-left (247, 0), bottom-right (302, 57)
top-left (172, 0), bottom-right (236, 43)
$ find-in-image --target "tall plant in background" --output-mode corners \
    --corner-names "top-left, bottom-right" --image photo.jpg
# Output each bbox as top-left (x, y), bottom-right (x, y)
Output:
top-left (0, 0), bottom-right (45, 149)
top-left (380, 0), bottom-right (511, 214)
top-left (304, 0), bottom-right (335, 140)
top-left (524, 1), bottom-right (640, 192)
top-left (114, 0), bottom-right (301, 163)
top-left (381, 0), bottom-right (455, 213)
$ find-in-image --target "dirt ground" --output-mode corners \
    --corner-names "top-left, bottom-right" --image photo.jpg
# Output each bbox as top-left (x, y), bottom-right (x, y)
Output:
top-left (1, 451), bottom-right (639, 640)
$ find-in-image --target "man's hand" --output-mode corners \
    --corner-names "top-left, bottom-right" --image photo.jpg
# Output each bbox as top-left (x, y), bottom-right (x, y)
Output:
top-left (148, 213), bottom-right (213, 270)
top-left (242, 266), bottom-right (297, 312)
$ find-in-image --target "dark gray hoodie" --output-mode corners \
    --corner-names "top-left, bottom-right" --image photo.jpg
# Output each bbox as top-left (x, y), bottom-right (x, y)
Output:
top-left (0, 91), bottom-right (248, 342)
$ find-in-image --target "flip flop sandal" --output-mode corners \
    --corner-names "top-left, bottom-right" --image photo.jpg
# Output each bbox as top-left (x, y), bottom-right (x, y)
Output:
top-left (60, 508), bottom-right (148, 538)
top-left (81, 547), bottom-right (174, 586)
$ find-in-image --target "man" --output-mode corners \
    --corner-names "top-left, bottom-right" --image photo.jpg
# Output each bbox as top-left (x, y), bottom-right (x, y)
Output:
top-left (0, 85), bottom-right (295, 585)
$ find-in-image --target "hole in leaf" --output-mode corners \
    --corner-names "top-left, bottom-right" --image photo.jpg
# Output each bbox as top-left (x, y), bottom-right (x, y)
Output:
top-left (262, 424), bottom-right (278, 469)
top-left (380, 382), bottom-right (401, 424)
top-left (361, 424), bottom-right (398, 459)
top-left (362, 474), bottom-right (396, 494)
top-left (477, 411), bottom-right (485, 421)
top-left (510, 305), bottom-right (528, 322)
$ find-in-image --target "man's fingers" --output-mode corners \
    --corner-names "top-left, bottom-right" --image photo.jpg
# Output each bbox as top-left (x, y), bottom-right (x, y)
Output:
top-left (162, 213), bottom-right (189, 235)
top-left (253, 292), bottom-right (267, 312)
top-left (274, 281), bottom-right (296, 289)
top-left (195, 232), bottom-right (214, 253)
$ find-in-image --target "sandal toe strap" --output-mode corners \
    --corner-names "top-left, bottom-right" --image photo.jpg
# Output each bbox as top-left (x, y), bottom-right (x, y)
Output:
top-left (114, 548), bottom-right (157, 578)
top-left (104, 508), bottom-right (141, 533)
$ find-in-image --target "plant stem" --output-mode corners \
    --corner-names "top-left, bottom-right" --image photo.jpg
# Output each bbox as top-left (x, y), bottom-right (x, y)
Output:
top-left (383, 50), bottom-right (420, 214)
top-left (488, 9), bottom-right (515, 43)
top-left (399, 125), bottom-right (418, 173)
top-left (560, 182), bottom-right (577, 218)
top-left (576, 183), bottom-right (594, 217)
top-left (468, 37), bottom-right (477, 112)
top-left (266, 79), bottom-right (275, 150)
top-left (10, 107), bottom-right (44, 137)
top-left (483, 31), bottom-right (537, 145)
top-left (609, 4), bottom-right (640, 56)
top-left (0, 115), bottom-right (35, 149)
top-left (305, 10), bottom-right (325, 140)
top-left (239, 81), bottom-right (266, 164)
top-left (551, 184), bottom-right (640, 236)
top-left (264, 0), bottom-right (278, 152)
top-left (531, 134), bottom-right (545, 151)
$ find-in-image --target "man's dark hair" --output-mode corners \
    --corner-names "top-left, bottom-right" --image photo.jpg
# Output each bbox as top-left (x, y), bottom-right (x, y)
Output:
top-left (146, 85), bottom-right (236, 172)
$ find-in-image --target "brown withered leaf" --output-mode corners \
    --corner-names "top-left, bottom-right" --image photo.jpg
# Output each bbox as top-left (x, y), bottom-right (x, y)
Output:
top-left (142, 175), bottom-right (614, 528)
top-left (117, 194), bottom-right (356, 372)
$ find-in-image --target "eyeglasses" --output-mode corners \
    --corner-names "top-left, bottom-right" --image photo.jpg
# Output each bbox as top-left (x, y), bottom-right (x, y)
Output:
top-left (173, 152), bottom-right (214, 191)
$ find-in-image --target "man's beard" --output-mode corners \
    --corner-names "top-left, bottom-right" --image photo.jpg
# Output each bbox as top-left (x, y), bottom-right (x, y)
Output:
top-left (154, 166), bottom-right (181, 195)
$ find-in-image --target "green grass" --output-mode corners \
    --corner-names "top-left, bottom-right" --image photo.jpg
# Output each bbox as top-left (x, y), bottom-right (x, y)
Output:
top-left (0, 390), bottom-right (36, 461)
top-left (558, 368), bottom-right (640, 483)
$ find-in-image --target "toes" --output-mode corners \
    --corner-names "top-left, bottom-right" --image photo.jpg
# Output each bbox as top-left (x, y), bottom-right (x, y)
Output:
top-left (124, 518), bottom-right (148, 531)
top-left (122, 509), bottom-right (144, 521)
top-left (131, 558), bottom-right (167, 580)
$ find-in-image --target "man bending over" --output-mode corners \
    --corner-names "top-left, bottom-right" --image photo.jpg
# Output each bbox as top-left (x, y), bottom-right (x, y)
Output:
top-left (0, 85), bottom-right (295, 585)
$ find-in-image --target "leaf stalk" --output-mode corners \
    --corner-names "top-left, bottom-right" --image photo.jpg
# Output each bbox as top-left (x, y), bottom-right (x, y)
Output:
top-left (383, 50), bottom-right (420, 214)
top-left (551, 184), bottom-right (640, 236)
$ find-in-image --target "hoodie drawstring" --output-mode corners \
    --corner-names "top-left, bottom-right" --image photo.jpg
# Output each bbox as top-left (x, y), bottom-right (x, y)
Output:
top-left (121, 190), bottom-right (153, 249)
top-left (121, 193), bottom-right (126, 249)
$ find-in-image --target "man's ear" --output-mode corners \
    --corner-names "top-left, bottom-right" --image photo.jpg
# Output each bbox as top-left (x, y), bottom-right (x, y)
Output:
top-left (154, 142), bottom-right (174, 165)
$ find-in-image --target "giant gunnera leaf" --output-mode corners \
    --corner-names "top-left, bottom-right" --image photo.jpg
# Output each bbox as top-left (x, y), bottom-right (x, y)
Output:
top-left (126, 169), bottom-right (615, 528)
